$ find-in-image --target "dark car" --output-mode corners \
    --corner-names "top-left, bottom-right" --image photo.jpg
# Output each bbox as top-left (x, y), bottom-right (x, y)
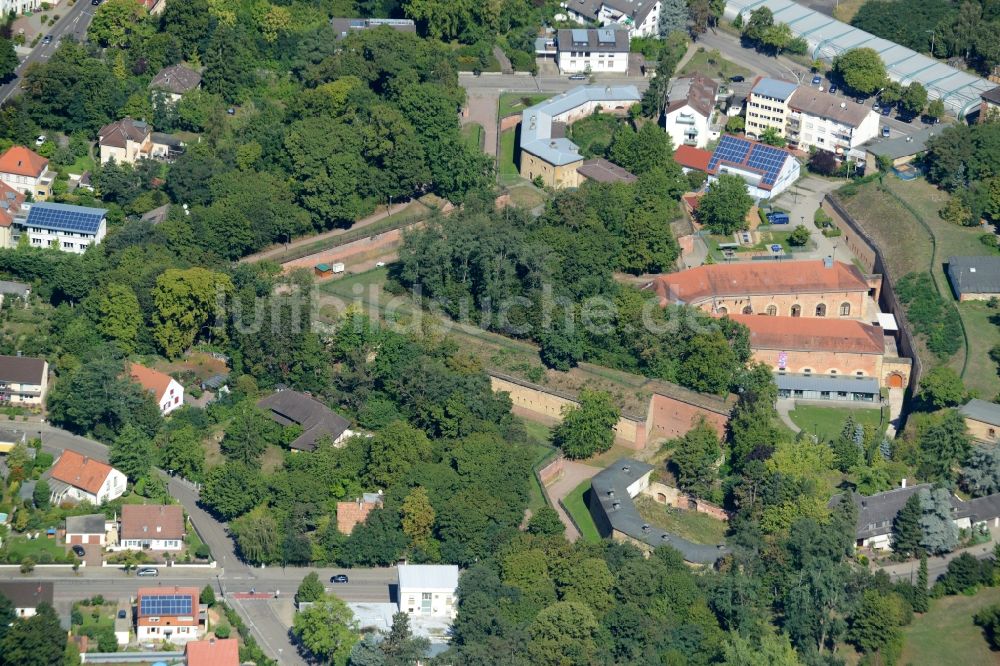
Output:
top-left (881, 105), bottom-right (891, 116)
top-left (117, 610), bottom-right (126, 619)
top-left (729, 75), bottom-right (745, 82)
top-left (41, 35), bottom-right (52, 45)
top-left (568, 73), bottom-right (587, 81)
top-left (91, 0), bottom-right (100, 4)
top-left (71, 545), bottom-right (86, 557)
top-left (330, 574), bottom-right (349, 584)
top-left (828, 84), bottom-right (837, 94)
top-left (811, 75), bottom-right (822, 85)
top-left (881, 126), bottom-right (890, 137)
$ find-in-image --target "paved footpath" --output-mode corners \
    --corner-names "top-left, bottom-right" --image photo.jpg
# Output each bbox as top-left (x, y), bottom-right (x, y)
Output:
top-left (544, 460), bottom-right (601, 542)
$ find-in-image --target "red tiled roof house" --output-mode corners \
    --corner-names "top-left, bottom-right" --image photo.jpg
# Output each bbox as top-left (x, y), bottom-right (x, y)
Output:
top-left (120, 504), bottom-right (185, 551)
top-left (130, 363), bottom-right (184, 415)
top-left (136, 586), bottom-right (203, 644)
top-left (47, 450), bottom-right (127, 505)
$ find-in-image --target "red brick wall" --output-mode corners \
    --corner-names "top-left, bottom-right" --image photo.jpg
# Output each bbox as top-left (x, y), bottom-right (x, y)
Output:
top-left (538, 457), bottom-right (564, 486)
top-left (646, 394), bottom-right (728, 443)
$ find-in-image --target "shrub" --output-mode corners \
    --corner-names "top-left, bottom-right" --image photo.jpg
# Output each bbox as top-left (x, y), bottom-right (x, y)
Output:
top-left (814, 208), bottom-right (833, 228)
top-left (822, 227), bottom-right (842, 237)
top-left (71, 609), bottom-right (82, 626)
top-left (214, 623), bottom-right (231, 639)
top-left (195, 543), bottom-right (211, 559)
top-left (981, 234), bottom-right (1000, 251)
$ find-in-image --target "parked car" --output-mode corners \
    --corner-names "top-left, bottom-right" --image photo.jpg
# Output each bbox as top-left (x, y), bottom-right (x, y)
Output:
top-left (881, 105), bottom-right (891, 116)
top-left (34, 135), bottom-right (45, 146)
top-left (91, 0), bottom-right (101, 4)
top-left (811, 75), bottom-right (822, 85)
top-left (767, 212), bottom-right (790, 224)
top-left (729, 75), bottom-right (745, 82)
top-left (882, 126), bottom-right (891, 137)
top-left (41, 35), bottom-right (52, 45)
top-left (330, 574), bottom-right (349, 584)
top-left (117, 610), bottom-right (127, 619)
top-left (829, 84), bottom-right (837, 94)
top-left (137, 568), bottom-right (158, 577)
top-left (71, 545), bottom-right (86, 557)
top-left (568, 73), bottom-right (587, 80)
top-left (872, 101), bottom-right (881, 111)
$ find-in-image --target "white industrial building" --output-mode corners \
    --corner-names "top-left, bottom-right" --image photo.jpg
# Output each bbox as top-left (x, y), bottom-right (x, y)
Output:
top-left (397, 564), bottom-right (459, 619)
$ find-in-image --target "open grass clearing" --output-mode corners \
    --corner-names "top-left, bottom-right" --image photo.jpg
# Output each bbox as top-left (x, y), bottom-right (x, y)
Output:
top-left (634, 495), bottom-right (728, 545)
top-left (567, 113), bottom-right (621, 158)
top-left (499, 128), bottom-right (519, 177)
top-left (677, 48), bottom-right (751, 81)
top-left (503, 183), bottom-right (547, 209)
top-left (788, 403), bottom-right (887, 442)
top-left (900, 586), bottom-right (1000, 665)
top-left (832, 0), bottom-right (866, 23)
top-left (563, 479), bottom-right (601, 543)
top-left (499, 92), bottom-right (553, 119)
top-left (461, 123), bottom-right (483, 151)
top-left (955, 301), bottom-right (1000, 399)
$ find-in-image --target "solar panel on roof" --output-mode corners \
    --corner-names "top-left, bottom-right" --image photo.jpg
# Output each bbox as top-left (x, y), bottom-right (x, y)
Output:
top-left (25, 203), bottom-right (106, 235)
top-left (140, 594), bottom-right (193, 617)
top-left (707, 135), bottom-right (752, 172)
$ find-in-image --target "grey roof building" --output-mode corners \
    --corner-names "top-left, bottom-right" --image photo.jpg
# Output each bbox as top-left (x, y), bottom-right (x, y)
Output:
top-left (140, 203), bottom-right (171, 225)
top-left (947, 256), bottom-right (1000, 299)
top-left (65, 514), bottom-right (107, 536)
top-left (330, 17), bottom-right (415, 39)
top-left (556, 28), bottom-right (629, 55)
top-left (960, 399), bottom-right (1000, 427)
top-left (257, 390), bottom-right (351, 452)
top-left (589, 458), bottom-right (728, 564)
top-left (149, 64), bottom-right (201, 96)
top-left (563, 0), bottom-right (660, 29)
top-left (0, 582), bottom-right (53, 614)
top-left (725, 0), bottom-right (996, 117)
top-left (0, 355), bottom-right (46, 386)
top-left (577, 158), bottom-right (637, 183)
top-left (520, 85), bottom-right (641, 166)
top-left (751, 77), bottom-right (798, 102)
top-left (0, 280), bottom-right (29, 298)
top-left (863, 126), bottom-right (945, 162)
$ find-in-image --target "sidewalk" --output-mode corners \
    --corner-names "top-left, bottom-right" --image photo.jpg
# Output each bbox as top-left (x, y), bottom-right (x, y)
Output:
top-left (878, 526), bottom-right (1000, 583)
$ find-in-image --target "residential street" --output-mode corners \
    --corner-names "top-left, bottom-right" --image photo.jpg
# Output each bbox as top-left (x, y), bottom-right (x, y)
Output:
top-left (0, 1), bottom-right (97, 106)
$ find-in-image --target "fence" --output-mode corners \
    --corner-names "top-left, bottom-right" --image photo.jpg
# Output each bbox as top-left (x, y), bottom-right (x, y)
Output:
top-left (825, 194), bottom-right (923, 400)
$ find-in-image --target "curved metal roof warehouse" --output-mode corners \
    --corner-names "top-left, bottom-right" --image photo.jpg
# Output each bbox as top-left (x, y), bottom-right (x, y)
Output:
top-left (724, 0), bottom-right (996, 118)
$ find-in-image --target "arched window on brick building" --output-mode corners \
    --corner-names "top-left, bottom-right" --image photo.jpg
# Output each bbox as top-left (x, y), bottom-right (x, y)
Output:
top-left (816, 303), bottom-right (827, 317)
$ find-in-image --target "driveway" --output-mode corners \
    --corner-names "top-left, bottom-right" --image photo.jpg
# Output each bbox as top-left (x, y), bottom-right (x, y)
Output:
top-left (544, 461), bottom-right (600, 542)
top-left (769, 176), bottom-right (845, 260)
top-left (464, 92), bottom-right (500, 157)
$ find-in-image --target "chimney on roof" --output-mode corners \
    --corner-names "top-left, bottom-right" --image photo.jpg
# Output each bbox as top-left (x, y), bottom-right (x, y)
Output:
top-left (210, 638), bottom-right (216, 645)
top-left (83, 456), bottom-right (89, 465)
top-left (612, 501), bottom-right (621, 511)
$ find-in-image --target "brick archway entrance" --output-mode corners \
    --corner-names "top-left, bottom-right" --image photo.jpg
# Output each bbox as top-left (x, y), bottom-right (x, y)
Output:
top-left (887, 373), bottom-right (904, 389)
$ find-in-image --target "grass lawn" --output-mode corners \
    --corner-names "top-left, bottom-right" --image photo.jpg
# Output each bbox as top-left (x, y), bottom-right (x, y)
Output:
top-left (461, 123), bottom-right (483, 152)
top-left (4, 534), bottom-right (66, 562)
top-left (788, 403), bottom-right (887, 442)
top-left (705, 227), bottom-right (812, 259)
top-left (634, 496), bottom-right (728, 544)
top-left (900, 586), bottom-right (1000, 665)
top-left (499, 128), bottom-right (519, 177)
top-left (563, 479), bottom-right (601, 543)
top-left (833, 0), bottom-right (866, 22)
top-left (678, 48), bottom-right (751, 82)
top-left (499, 92), bottom-right (553, 119)
top-left (519, 418), bottom-right (557, 513)
top-left (504, 183), bottom-right (547, 209)
top-left (567, 114), bottom-right (621, 157)
top-left (955, 301), bottom-right (1000, 399)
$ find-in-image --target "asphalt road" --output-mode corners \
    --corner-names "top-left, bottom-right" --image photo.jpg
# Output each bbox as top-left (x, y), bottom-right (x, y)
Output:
top-left (0, 0), bottom-right (97, 106)
top-left (696, 29), bottom-right (935, 138)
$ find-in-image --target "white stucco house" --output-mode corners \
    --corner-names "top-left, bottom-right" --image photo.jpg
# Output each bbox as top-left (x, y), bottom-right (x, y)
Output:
top-left (119, 504), bottom-right (185, 551)
top-left (562, 0), bottom-right (661, 38)
top-left (664, 74), bottom-right (719, 149)
top-left (47, 450), bottom-right (127, 505)
top-left (555, 28), bottom-right (629, 74)
top-left (706, 134), bottom-right (800, 200)
top-left (130, 363), bottom-right (184, 416)
top-left (17, 202), bottom-right (108, 254)
top-left (397, 564), bottom-right (459, 619)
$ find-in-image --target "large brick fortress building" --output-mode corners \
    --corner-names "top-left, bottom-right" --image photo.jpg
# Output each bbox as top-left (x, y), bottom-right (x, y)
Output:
top-left (653, 259), bottom-right (910, 397)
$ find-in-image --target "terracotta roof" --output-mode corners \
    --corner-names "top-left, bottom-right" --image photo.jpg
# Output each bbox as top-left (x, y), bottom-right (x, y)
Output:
top-left (336, 497), bottom-right (382, 534)
top-left (727, 314), bottom-right (884, 354)
top-left (0, 354), bottom-right (45, 385)
top-left (130, 363), bottom-right (174, 402)
top-left (0, 181), bottom-right (25, 227)
top-left (149, 64), bottom-right (201, 95)
top-left (186, 638), bottom-right (239, 666)
top-left (682, 193), bottom-right (703, 212)
top-left (667, 73), bottom-right (718, 118)
top-left (655, 260), bottom-right (870, 305)
top-left (120, 504), bottom-right (184, 541)
top-left (49, 450), bottom-right (114, 495)
top-left (0, 146), bottom-right (48, 178)
top-left (674, 145), bottom-right (712, 172)
top-left (98, 118), bottom-right (150, 149)
top-left (137, 586), bottom-right (199, 624)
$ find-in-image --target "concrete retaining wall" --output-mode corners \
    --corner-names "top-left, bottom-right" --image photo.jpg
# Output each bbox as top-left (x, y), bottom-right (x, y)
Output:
top-left (643, 482), bottom-right (730, 521)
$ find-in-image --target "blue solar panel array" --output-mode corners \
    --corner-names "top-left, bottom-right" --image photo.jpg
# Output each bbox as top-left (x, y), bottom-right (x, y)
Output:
top-left (708, 135), bottom-right (790, 187)
top-left (140, 594), bottom-right (193, 617)
top-left (25, 202), bottom-right (107, 235)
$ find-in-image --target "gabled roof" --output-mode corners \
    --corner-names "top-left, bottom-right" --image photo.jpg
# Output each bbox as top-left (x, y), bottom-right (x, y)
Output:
top-left (397, 564), bottom-right (459, 591)
top-left (49, 450), bottom-right (115, 496)
top-left (130, 363), bottom-right (175, 402)
top-left (0, 355), bottom-right (46, 385)
top-left (0, 146), bottom-right (48, 178)
top-left (330, 17), bottom-right (415, 38)
top-left (726, 314), bottom-right (884, 354)
top-left (65, 514), bottom-right (107, 535)
top-left (863, 125), bottom-right (943, 159)
top-left (98, 118), bottom-right (150, 149)
top-left (960, 398), bottom-right (1000, 427)
top-left (121, 504), bottom-right (184, 541)
top-left (556, 28), bottom-right (629, 54)
top-left (751, 77), bottom-right (797, 101)
top-left (775, 373), bottom-right (879, 394)
top-left (948, 256), bottom-right (1000, 296)
top-left (186, 638), bottom-right (240, 666)
top-left (667, 73), bottom-right (718, 118)
top-left (256, 390), bottom-right (350, 452)
top-left (673, 145), bottom-right (712, 172)
top-left (830, 484), bottom-right (931, 539)
top-left (655, 259), bottom-right (870, 305)
top-left (0, 582), bottom-right (53, 609)
top-left (137, 586), bottom-right (199, 618)
top-left (0, 181), bottom-right (24, 228)
top-left (707, 134), bottom-right (796, 190)
top-left (982, 86), bottom-right (1000, 105)
top-left (149, 64), bottom-right (201, 95)
top-left (336, 497), bottom-right (382, 534)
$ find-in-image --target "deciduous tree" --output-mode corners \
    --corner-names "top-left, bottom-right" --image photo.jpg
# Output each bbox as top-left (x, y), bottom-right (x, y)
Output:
top-left (833, 48), bottom-right (887, 96)
top-left (110, 424), bottom-right (153, 482)
top-left (551, 390), bottom-right (619, 459)
top-left (698, 174), bottom-right (753, 235)
top-left (669, 418), bottom-right (721, 497)
top-left (152, 267), bottom-right (233, 358)
top-left (292, 595), bottom-right (359, 665)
